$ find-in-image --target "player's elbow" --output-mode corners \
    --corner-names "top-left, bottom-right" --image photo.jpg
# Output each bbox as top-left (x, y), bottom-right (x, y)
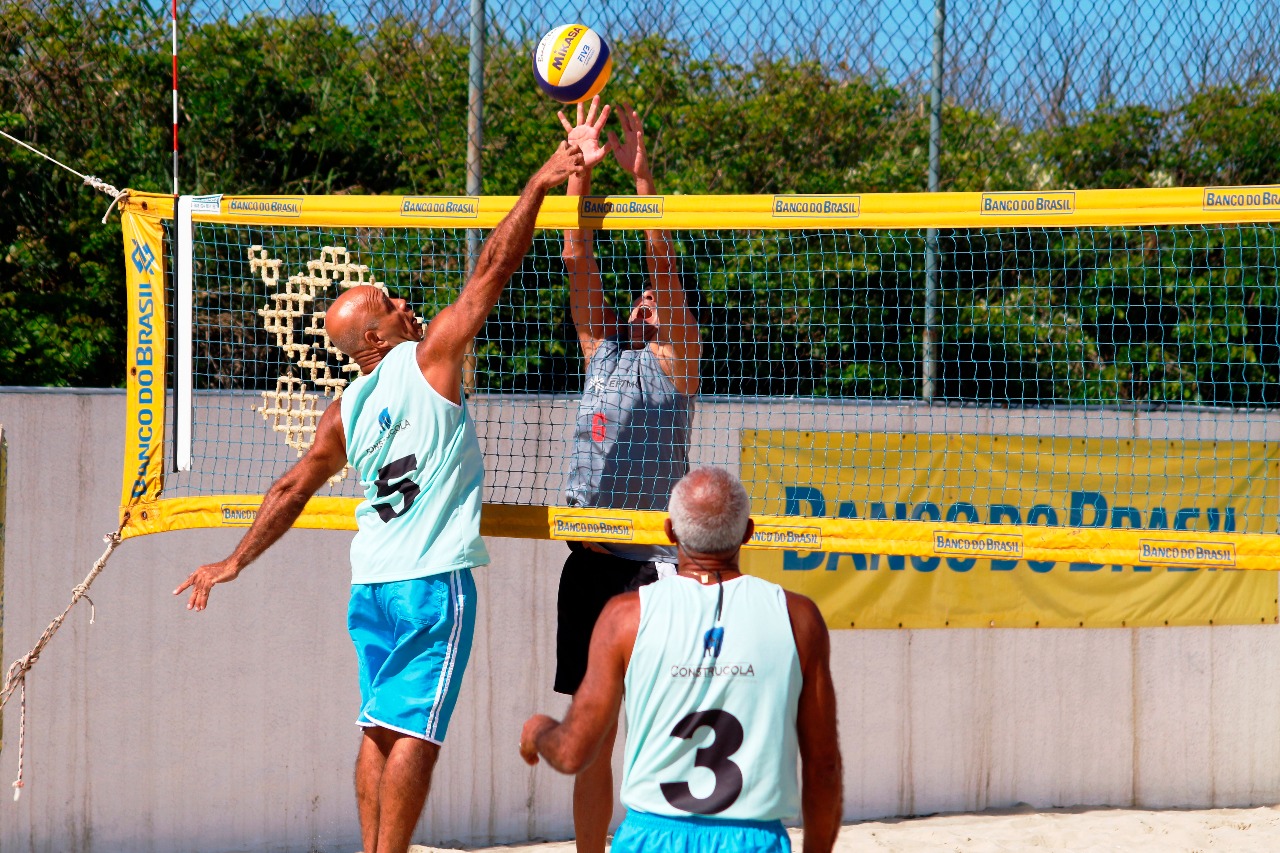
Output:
top-left (801, 758), bottom-right (844, 814)
top-left (271, 472), bottom-right (311, 502)
top-left (545, 730), bottom-right (603, 775)
top-left (273, 463), bottom-right (330, 505)
top-left (556, 738), bottom-right (599, 775)
top-left (802, 747), bottom-right (843, 792)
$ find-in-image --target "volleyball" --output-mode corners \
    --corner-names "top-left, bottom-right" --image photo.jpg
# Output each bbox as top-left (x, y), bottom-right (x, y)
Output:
top-left (532, 24), bottom-right (613, 104)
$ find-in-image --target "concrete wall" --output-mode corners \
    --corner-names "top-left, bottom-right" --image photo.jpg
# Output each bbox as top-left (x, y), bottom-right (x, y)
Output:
top-left (3, 389), bottom-right (1280, 853)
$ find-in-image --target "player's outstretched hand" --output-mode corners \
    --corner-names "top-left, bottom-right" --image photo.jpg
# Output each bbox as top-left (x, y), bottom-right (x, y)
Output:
top-left (611, 103), bottom-right (651, 181)
top-left (519, 714), bottom-right (558, 765)
top-left (174, 558), bottom-right (242, 612)
top-left (534, 141), bottom-right (586, 190)
top-left (558, 95), bottom-right (614, 170)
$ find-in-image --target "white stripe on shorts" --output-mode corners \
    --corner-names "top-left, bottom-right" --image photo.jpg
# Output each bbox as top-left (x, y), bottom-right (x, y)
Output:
top-left (358, 714), bottom-right (445, 746)
top-left (426, 571), bottom-right (466, 739)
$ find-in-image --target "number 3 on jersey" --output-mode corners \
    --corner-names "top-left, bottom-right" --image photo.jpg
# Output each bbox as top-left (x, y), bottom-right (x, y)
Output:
top-left (372, 454), bottom-right (420, 522)
top-left (659, 709), bottom-right (745, 815)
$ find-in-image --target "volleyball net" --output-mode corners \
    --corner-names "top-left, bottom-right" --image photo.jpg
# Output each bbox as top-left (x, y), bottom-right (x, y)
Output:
top-left (116, 189), bottom-right (1280, 568)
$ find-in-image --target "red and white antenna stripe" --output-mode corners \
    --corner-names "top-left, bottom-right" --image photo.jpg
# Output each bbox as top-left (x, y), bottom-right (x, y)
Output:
top-left (171, 0), bottom-right (178, 196)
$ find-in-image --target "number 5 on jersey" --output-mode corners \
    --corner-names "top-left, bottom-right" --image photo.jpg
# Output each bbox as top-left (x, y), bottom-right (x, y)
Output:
top-left (373, 453), bottom-right (420, 522)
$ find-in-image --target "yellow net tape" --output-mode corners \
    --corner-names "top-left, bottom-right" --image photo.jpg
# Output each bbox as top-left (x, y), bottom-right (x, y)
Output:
top-left (122, 186), bottom-right (1280, 230)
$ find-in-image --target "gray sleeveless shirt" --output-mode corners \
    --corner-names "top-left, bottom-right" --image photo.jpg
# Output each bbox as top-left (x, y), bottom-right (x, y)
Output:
top-left (566, 336), bottom-right (693, 562)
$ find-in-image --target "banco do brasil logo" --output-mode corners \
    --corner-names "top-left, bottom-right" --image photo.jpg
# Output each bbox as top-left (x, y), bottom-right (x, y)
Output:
top-left (772, 195), bottom-right (860, 218)
top-left (400, 196), bottom-right (479, 218)
top-left (580, 196), bottom-right (664, 219)
top-left (228, 197), bottom-right (302, 217)
top-left (1203, 186), bottom-right (1280, 211)
top-left (131, 239), bottom-right (156, 274)
top-left (980, 192), bottom-right (1075, 216)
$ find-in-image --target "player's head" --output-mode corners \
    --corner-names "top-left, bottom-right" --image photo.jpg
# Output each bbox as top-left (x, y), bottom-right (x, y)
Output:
top-left (667, 466), bottom-right (753, 555)
top-left (324, 285), bottom-right (424, 359)
top-left (625, 288), bottom-right (659, 348)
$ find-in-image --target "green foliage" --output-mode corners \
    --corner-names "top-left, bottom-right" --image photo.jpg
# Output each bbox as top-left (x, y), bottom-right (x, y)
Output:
top-left (5, 1), bottom-right (1280, 405)
top-left (1038, 102), bottom-right (1167, 189)
top-left (1173, 85), bottom-right (1280, 187)
top-left (1, 0), bottom-right (167, 385)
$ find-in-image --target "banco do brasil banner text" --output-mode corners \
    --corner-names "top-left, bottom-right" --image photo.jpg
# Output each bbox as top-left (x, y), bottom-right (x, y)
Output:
top-left (741, 432), bottom-right (1278, 629)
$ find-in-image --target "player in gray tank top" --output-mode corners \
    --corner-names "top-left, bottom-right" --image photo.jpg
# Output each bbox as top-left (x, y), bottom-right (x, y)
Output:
top-left (565, 334), bottom-right (693, 561)
top-left (554, 99), bottom-right (703, 853)
top-left (563, 105), bottom-right (699, 565)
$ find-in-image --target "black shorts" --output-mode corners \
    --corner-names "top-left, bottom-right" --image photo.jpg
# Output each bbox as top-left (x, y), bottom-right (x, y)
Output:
top-left (554, 542), bottom-right (660, 695)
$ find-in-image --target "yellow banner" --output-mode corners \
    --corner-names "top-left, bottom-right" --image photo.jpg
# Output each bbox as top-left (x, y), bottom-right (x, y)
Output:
top-left (119, 210), bottom-right (166, 513)
top-left (121, 186), bottom-right (1280, 231)
top-left (740, 432), bottom-right (1280, 629)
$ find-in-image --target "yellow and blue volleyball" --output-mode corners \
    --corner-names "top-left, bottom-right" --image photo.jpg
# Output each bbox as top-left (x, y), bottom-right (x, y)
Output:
top-left (533, 24), bottom-right (613, 104)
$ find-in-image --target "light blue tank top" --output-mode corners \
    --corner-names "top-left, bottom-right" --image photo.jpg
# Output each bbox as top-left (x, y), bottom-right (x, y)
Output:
top-left (566, 337), bottom-right (692, 562)
top-left (621, 575), bottom-right (802, 821)
top-left (341, 340), bottom-right (489, 583)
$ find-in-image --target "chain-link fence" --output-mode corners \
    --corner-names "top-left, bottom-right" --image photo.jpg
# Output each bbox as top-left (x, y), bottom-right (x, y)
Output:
top-left (8, 0), bottom-right (1280, 193)
top-left (167, 0), bottom-right (1280, 192)
top-left (5, 0), bottom-right (1280, 385)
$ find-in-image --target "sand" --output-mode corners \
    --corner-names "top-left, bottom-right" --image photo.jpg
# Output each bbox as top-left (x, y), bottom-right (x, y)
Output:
top-left (421, 804), bottom-right (1280, 852)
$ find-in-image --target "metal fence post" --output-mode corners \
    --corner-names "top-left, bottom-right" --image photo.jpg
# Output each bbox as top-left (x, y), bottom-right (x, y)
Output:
top-left (464, 0), bottom-right (485, 394)
top-left (922, 0), bottom-right (945, 402)
top-left (466, 0), bottom-right (485, 204)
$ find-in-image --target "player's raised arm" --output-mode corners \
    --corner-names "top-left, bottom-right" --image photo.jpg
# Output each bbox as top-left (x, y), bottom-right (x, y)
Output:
top-left (419, 140), bottom-right (585, 393)
top-left (174, 400), bottom-right (349, 611)
top-left (562, 96), bottom-right (619, 365)
top-left (612, 103), bottom-right (700, 395)
top-left (788, 591), bottom-right (843, 853)
top-left (520, 592), bottom-right (638, 773)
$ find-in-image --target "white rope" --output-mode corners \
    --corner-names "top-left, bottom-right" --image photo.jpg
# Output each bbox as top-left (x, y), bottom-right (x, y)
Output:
top-left (1, 518), bottom-right (128, 801)
top-left (1, 129), bottom-right (129, 223)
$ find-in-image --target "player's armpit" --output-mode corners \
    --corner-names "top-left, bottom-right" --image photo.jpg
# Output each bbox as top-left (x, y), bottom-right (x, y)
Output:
top-left (283, 400), bottom-right (349, 493)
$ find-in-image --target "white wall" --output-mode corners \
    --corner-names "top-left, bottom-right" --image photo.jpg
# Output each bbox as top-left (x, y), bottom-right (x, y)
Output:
top-left (3, 389), bottom-right (1280, 853)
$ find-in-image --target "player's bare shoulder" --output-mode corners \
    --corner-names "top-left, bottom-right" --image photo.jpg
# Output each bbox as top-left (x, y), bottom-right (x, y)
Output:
top-left (599, 590), bottom-right (642, 632)
top-left (596, 590), bottom-right (643, 658)
top-left (305, 398), bottom-right (348, 466)
top-left (783, 589), bottom-right (829, 667)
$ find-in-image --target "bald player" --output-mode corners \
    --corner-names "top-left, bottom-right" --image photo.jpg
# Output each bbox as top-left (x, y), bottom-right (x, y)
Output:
top-left (521, 467), bottom-right (843, 853)
top-left (174, 140), bottom-right (586, 853)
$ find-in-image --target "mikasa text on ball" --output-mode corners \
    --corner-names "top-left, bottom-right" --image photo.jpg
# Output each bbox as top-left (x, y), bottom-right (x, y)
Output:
top-left (533, 24), bottom-right (613, 104)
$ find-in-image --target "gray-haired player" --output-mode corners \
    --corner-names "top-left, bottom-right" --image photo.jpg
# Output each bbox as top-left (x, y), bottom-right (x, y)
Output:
top-left (521, 467), bottom-right (843, 853)
top-left (554, 97), bottom-right (702, 852)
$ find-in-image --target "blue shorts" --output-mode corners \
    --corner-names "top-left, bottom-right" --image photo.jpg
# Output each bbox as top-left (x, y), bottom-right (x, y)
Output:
top-left (347, 569), bottom-right (477, 744)
top-left (611, 810), bottom-right (791, 853)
